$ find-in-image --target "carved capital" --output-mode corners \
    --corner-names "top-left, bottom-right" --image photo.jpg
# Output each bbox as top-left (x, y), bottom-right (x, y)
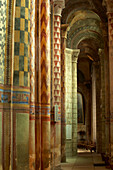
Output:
top-left (98, 48), bottom-right (104, 63)
top-left (98, 48), bottom-right (104, 57)
top-left (72, 49), bottom-right (80, 63)
top-left (53, 0), bottom-right (65, 16)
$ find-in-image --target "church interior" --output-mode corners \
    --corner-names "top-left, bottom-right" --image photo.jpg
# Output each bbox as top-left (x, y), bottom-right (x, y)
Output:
top-left (1, 0), bottom-right (113, 169)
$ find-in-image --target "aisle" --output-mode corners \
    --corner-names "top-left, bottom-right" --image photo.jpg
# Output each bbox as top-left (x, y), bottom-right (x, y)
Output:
top-left (61, 150), bottom-right (110, 170)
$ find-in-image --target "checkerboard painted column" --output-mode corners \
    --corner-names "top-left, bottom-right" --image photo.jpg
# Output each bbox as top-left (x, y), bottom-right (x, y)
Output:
top-left (0, 0), bottom-right (7, 84)
top-left (14, 0), bottom-right (30, 87)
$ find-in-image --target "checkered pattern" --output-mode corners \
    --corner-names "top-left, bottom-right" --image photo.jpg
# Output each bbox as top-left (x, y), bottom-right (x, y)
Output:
top-left (0, 0), bottom-right (7, 84)
top-left (14, 0), bottom-right (30, 87)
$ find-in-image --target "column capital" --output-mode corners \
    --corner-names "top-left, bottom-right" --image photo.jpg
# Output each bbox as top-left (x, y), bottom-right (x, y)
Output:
top-left (53, 0), bottom-right (65, 16)
top-left (98, 48), bottom-right (104, 62)
top-left (72, 49), bottom-right (80, 63)
top-left (61, 24), bottom-right (69, 39)
top-left (98, 48), bottom-right (104, 56)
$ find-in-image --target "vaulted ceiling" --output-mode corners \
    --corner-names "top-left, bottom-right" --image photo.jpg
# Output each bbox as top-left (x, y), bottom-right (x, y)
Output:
top-left (62, 0), bottom-right (108, 88)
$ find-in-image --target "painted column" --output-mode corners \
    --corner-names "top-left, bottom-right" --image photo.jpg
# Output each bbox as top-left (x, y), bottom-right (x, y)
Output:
top-left (50, 2), bottom-right (55, 169)
top-left (95, 61), bottom-right (102, 153)
top-left (1, 0), bottom-right (13, 169)
top-left (105, 0), bottom-right (113, 158)
top-left (38, 0), bottom-right (51, 169)
top-left (91, 64), bottom-right (96, 143)
top-left (29, 0), bottom-right (36, 169)
top-left (13, 0), bottom-right (30, 169)
top-left (61, 24), bottom-right (68, 162)
top-left (98, 49), bottom-right (106, 154)
top-left (53, 1), bottom-right (64, 169)
top-left (72, 49), bottom-right (80, 155)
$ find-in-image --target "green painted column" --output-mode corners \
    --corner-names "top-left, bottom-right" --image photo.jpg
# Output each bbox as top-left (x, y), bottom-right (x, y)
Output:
top-left (13, 0), bottom-right (30, 169)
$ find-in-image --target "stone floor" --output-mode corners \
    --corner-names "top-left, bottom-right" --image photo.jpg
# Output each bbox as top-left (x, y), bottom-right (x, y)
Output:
top-left (61, 149), bottom-right (111, 170)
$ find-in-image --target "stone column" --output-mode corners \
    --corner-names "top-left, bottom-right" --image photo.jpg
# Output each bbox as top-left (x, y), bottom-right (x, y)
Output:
top-left (103, 24), bottom-right (110, 155)
top-left (38, 0), bottom-right (51, 169)
top-left (29, 0), bottom-right (36, 169)
top-left (53, 1), bottom-right (64, 169)
top-left (105, 0), bottom-right (113, 157)
top-left (61, 24), bottom-right (69, 162)
top-left (91, 64), bottom-right (96, 143)
top-left (72, 49), bottom-right (80, 155)
top-left (98, 49), bottom-right (106, 154)
top-left (65, 48), bottom-right (73, 157)
top-left (95, 61), bottom-right (102, 153)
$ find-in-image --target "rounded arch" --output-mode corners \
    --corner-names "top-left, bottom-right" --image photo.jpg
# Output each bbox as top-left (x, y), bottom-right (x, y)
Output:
top-left (68, 31), bottom-right (104, 49)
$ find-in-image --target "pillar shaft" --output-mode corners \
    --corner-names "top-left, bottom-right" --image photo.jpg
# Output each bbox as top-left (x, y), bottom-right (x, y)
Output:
top-left (99, 49), bottom-right (106, 154)
top-left (91, 64), bottom-right (96, 143)
top-left (72, 50), bottom-right (79, 155)
top-left (106, 0), bottom-right (113, 157)
top-left (95, 62), bottom-right (102, 153)
top-left (12, 0), bottom-right (31, 169)
top-left (1, 0), bottom-right (15, 169)
top-left (53, 1), bottom-right (64, 169)
top-left (61, 24), bottom-right (68, 162)
top-left (29, 0), bottom-right (36, 169)
top-left (38, 0), bottom-right (51, 169)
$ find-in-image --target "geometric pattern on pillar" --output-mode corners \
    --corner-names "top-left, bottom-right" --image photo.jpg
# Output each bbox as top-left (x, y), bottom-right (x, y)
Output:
top-left (0, 0), bottom-right (7, 84)
top-left (40, 0), bottom-right (50, 106)
top-left (54, 15), bottom-right (61, 118)
top-left (14, 0), bottom-right (30, 87)
top-left (30, 0), bottom-right (35, 113)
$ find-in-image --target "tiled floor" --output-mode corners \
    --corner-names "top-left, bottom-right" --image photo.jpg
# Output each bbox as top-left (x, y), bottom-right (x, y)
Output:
top-left (61, 149), bottom-right (110, 170)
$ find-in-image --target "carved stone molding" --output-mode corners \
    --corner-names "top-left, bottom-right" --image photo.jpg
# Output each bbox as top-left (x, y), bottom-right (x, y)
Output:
top-left (72, 49), bottom-right (80, 63)
top-left (53, 0), bottom-right (65, 16)
top-left (61, 24), bottom-right (69, 39)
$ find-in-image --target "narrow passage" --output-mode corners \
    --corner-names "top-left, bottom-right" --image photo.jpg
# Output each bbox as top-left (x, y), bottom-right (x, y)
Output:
top-left (61, 149), bottom-right (109, 170)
